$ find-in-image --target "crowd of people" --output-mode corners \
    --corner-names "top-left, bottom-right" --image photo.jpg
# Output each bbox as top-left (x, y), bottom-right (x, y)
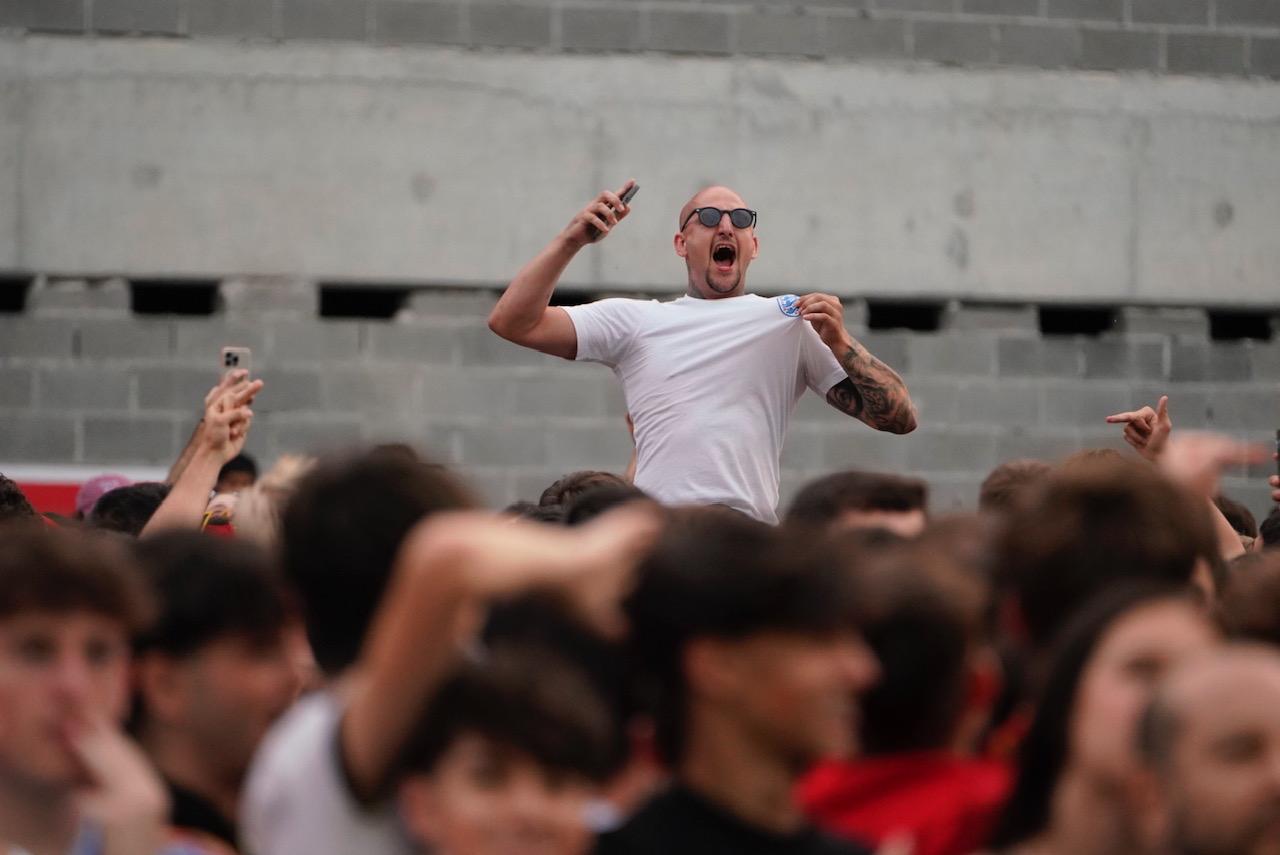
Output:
top-left (2, 183), bottom-right (1280, 855)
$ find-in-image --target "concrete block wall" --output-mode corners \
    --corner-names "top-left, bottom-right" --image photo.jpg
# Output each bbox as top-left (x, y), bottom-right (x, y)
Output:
top-left (2, 278), bottom-right (1277, 520)
top-left (4, 0), bottom-right (1280, 78)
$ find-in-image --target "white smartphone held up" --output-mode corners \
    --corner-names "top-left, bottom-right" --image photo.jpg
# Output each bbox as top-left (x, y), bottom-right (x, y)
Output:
top-left (219, 346), bottom-right (252, 380)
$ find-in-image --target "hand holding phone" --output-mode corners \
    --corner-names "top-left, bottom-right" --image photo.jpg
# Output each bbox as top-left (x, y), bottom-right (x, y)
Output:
top-left (573, 180), bottom-right (638, 245)
top-left (219, 346), bottom-right (252, 380)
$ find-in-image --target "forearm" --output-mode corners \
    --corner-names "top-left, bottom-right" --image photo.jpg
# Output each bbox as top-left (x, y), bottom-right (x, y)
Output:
top-left (828, 336), bottom-right (918, 434)
top-left (141, 449), bottom-right (221, 537)
top-left (488, 234), bottom-right (579, 338)
top-left (166, 420), bottom-right (205, 485)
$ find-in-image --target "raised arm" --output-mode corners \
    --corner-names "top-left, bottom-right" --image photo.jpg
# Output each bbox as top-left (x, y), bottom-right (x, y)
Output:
top-left (488, 180), bottom-right (634, 360)
top-left (797, 293), bottom-right (917, 435)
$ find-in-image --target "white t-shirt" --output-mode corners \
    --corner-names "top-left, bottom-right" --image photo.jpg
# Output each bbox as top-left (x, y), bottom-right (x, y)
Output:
top-left (241, 690), bottom-right (414, 855)
top-left (564, 294), bottom-right (848, 524)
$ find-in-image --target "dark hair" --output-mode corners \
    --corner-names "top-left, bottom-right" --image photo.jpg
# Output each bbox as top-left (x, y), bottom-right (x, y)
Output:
top-left (979, 459), bottom-right (1052, 515)
top-left (785, 470), bottom-right (927, 527)
top-left (625, 508), bottom-right (859, 764)
top-left (854, 539), bottom-right (989, 755)
top-left (990, 582), bottom-right (1202, 848)
top-left (281, 449), bottom-right (475, 677)
top-left (0, 474), bottom-right (36, 523)
top-left (132, 531), bottom-right (290, 657)
top-left (0, 526), bottom-right (153, 631)
top-left (1214, 493), bottom-right (1257, 539)
top-left (995, 458), bottom-right (1218, 653)
top-left (217, 453), bottom-right (258, 484)
top-left (564, 484), bottom-right (650, 527)
top-left (90, 482), bottom-right (171, 537)
top-left (539, 471), bottom-right (628, 508)
top-left (401, 648), bottom-right (615, 783)
top-left (1218, 551), bottom-right (1280, 648)
top-left (502, 502), bottom-right (566, 525)
top-left (1259, 507), bottom-right (1280, 548)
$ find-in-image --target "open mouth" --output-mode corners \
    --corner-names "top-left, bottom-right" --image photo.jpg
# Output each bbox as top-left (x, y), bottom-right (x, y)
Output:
top-left (712, 244), bottom-right (736, 271)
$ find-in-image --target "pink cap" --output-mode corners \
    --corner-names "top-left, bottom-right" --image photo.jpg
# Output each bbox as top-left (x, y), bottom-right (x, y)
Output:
top-left (75, 474), bottom-right (133, 518)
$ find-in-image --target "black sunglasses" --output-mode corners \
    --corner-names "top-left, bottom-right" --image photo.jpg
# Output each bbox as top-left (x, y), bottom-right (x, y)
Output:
top-left (681, 207), bottom-right (758, 231)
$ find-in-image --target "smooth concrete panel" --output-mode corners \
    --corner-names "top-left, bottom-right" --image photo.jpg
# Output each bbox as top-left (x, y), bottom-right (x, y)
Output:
top-left (3, 36), bottom-right (1279, 302)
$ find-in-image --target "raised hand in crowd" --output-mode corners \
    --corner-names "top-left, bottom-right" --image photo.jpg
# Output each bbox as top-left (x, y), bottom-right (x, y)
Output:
top-left (1105, 394), bottom-right (1172, 461)
top-left (141, 370), bottom-right (263, 537)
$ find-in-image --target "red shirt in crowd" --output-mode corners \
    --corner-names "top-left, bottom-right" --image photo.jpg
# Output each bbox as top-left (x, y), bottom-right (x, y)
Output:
top-left (798, 752), bottom-right (1012, 855)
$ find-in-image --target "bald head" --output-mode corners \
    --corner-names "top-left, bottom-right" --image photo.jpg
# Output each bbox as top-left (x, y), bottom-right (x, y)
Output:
top-left (678, 186), bottom-right (748, 230)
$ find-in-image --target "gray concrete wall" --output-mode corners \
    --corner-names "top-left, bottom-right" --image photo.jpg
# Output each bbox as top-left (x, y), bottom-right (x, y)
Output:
top-left (0, 36), bottom-right (1279, 303)
top-left (2, 281), bottom-right (1277, 519)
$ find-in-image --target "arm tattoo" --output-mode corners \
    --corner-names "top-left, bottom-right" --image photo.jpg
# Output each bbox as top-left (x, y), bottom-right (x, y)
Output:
top-left (825, 341), bottom-right (918, 434)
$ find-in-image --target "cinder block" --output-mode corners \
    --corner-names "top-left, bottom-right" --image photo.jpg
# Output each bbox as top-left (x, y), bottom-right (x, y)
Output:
top-left (547, 425), bottom-right (634, 469)
top-left (221, 277), bottom-right (317, 318)
top-left (821, 425), bottom-right (911, 471)
top-left (1129, 0), bottom-right (1208, 25)
top-left (172, 320), bottom-right (270, 361)
top-left (263, 415), bottom-right (365, 457)
top-left (781, 426), bottom-right (823, 471)
top-left (997, 23), bottom-right (1082, 68)
top-left (0, 414), bottom-right (77, 461)
top-left (80, 320), bottom-right (172, 360)
top-left (912, 20), bottom-right (995, 65)
top-left (1216, 0), bottom-right (1280, 27)
top-left (1082, 339), bottom-right (1166, 380)
top-left (962, 0), bottom-right (1040, 15)
top-left (0, 318), bottom-right (78, 359)
top-left (646, 10), bottom-right (734, 55)
top-left (904, 429), bottom-right (998, 474)
top-left (91, 0), bottom-right (183, 34)
top-left (0, 0), bottom-right (84, 31)
top-left (908, 335), bottom-right (998, 376)
top-left (1118, 307), bottom-right (1208, 339)
top-left (402, 290), bottom-right (499, 319)
top-left (736, 11), bottom-right (822, 57)
top-left (1170, 342), bottom-right (1251, 382)
top-left (374, 1), bottom-right (464, 45)
top-left (365, 322), bottom-right (460, 364)
top-left (28, 278), bottom-right (130, 318)
top-left (418, 369), bottom-right (507, 419)
top-left (856, 332), bottom-right (911, 373)
top-left (36, 367), bottom-right (133, 411)
top-left (0, 368), bottom-right (34, 407)
top-left (926, 476), bottom-right (983, 513)
top-left (452, 424), bottom-right (548, 466)
top-left (1046, 0), bottom-right (1123, 21)
top-left (470, 3), bottom-right (552, 49)
top-left (997, 336), bottom-right (1083, 377)
top-left (322, 365), bottom-right (423, 415)
top-left (1132, 386), bottom-right (1211, 428)
top-left (188, 0), bottom-right (277, 37)
top-left (136, 366), bottom-right (218, 411)
top-left (510, 372), bottom-right (615, 418)
top-left (83, 416), bottom-right (176, 464)
top-left (820, 15), bottom-right (907, 60)
top-left (1075, 428), bottom-right (1131, 455)
top-left (1253, 38), bottom-right (1280, 78)
top-left (953, 380), bottom-right (1042, 428)
top-left (267, 321), bottom-right (361, 362)
top-left (560, 7), bottom-right (643, 52)
top-left (1079, 29), bottom-right (1160, 71)
top-left (874, 0), bottom-right (956, 11)
top-left (254, 368), bottom-right (326, 413)
top-left (943, 303), bottom-right (1038, 333)
top-left (1040, 383), bottom-right (1132, 427)
top-left (1251, 343), bottom-right (1280, 380)
top-left (1205, 390), bottom-right (1279, 430)
top-left (1167, 34), bottom-right (1247, 75)
top-left (513, 470), bottom-right (574, 504)
top-left (459, 326), bottom-right (559, 368)
top-left (281, 0), bottom-right (369, 39)
top-left (996, 428), bottom-right (1082, 463)
top-left (900, 378), bottom-right (961, 424)
top-left (465, 468), bottom-right (516, 509)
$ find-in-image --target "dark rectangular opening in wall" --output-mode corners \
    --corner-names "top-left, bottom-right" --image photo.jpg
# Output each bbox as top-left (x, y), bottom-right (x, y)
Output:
top-left (866, 301), bottom-right (943, 332)
top-left (1209, 310), bottom-right (1274, 342)
top-left (0, 276), bottom-right (31, 313)
top-left (549, 290), bottom-right (593, 308)
top-left (131, 280), bottom-right (220, 315)
top-left (1038, 306), bottom-right (1117, 337)
top-left (319, 285), bottom-right (412, 320)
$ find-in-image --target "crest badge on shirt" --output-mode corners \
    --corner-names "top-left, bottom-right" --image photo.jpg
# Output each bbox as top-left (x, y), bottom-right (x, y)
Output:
top-left (776, 295), bottom-right (801, 318)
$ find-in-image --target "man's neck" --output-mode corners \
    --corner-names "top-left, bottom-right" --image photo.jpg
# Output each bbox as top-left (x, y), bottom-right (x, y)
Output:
top-left (0, 777), bottom-right (79, 855)
top-left (139, 724), bottom-right (240, 827)
top-left (678, 712), bottom-right (805, 836)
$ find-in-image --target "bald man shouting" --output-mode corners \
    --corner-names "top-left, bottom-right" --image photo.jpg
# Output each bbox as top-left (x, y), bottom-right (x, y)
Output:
top-left (489, 181), bottom-right (916, 523)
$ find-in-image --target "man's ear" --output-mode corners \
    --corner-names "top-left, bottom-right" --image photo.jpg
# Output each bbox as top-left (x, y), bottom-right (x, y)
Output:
top-left (750, 234), bottom-right (759, 260)
top-left (134, 654), bottom-right (190, 724)
top-left (674, 232), bottom-right (688, 258)
top-left (684, 638), bottom-right (740, 703)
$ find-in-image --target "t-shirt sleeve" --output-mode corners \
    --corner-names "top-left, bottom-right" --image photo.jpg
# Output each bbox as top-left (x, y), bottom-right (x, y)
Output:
top-left (562, 298), bottom-right (644, 367)
top-left (800, 324), bottom-right (850, 397)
